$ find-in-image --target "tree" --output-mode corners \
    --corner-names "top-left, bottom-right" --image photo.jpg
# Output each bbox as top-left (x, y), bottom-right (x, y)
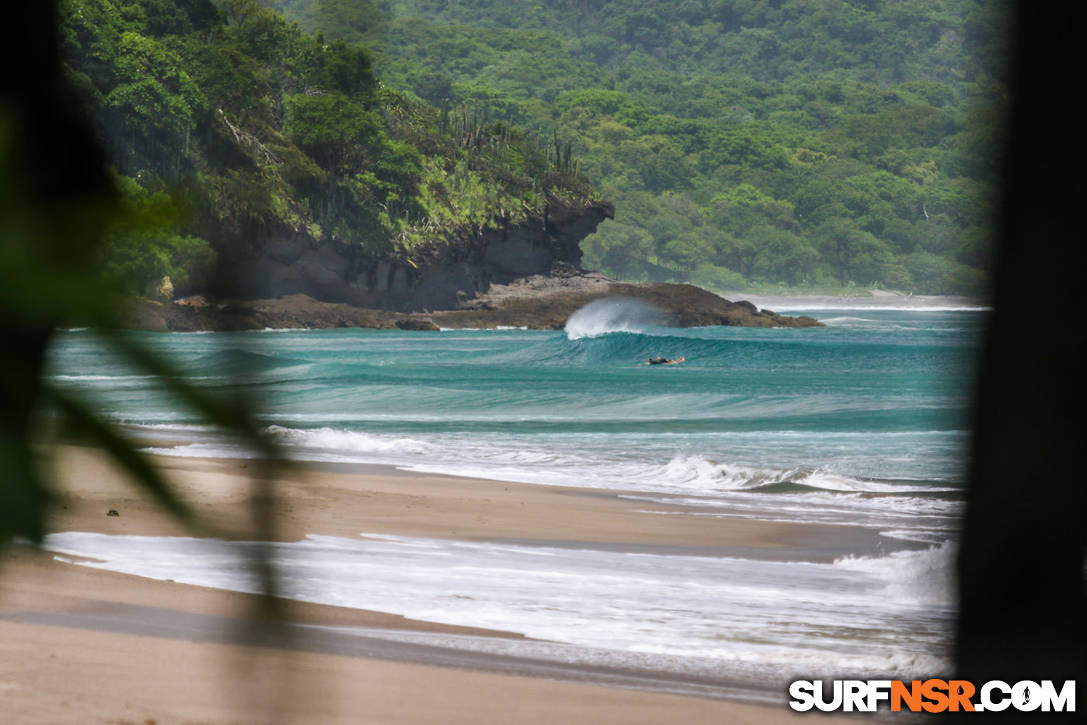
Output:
top-left (100, 176), bottom-right (216, 293)
top-left (748, 226), bottom-right (818, 285)
top-left (812, 218), bottom-right (896, 285)
top-left (285, 92), bottom-right (381, 172)
top-left (104, 31), bottom-right (205, 171)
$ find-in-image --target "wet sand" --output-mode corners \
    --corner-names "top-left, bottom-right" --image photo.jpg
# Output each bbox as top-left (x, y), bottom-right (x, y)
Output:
top-left (0, 444), bottom-right (878, 724)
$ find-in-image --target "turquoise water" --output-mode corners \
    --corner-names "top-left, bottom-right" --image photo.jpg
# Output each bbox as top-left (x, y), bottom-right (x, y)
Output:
top-left (49, 306), bottom-right (983, 538)
top-left (45, 304), bottom-right (986, 684)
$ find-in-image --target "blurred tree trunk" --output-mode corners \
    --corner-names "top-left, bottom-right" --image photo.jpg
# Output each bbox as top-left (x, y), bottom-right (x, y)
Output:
top-left (956, 1), bottom-right (1087, 696)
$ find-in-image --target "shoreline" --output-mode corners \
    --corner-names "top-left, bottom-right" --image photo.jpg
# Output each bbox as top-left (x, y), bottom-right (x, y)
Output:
top-left (109, 285), bottom-right (988, 335)
top-left (722, 289), bottom-right (988, 311)
top-left (45, 443), bottom-right (906, 561)
top-left (1, 444), bottom-right (885, 723)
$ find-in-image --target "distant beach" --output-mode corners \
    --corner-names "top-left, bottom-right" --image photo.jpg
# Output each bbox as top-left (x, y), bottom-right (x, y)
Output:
top-left (725, 289), bottom-right (989, 312)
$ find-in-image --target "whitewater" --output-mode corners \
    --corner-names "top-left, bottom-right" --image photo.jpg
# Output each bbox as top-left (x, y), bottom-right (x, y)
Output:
top-left (45, 304), bottom-right (984, 684)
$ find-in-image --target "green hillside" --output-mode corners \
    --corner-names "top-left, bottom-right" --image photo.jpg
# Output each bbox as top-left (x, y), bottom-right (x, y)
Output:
top-left (266, 0), bottom-right (1006, 294)
top-left (59, 0), bottom-right (595, 295)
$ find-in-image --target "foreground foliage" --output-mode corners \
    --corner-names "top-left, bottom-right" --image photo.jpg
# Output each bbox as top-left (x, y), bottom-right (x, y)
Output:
top-left (2, 2), bottom-right (280, 549)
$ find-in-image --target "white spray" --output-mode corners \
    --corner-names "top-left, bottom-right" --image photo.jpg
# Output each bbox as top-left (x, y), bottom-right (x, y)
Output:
top-left (564, 298), bottom-right (666, 340)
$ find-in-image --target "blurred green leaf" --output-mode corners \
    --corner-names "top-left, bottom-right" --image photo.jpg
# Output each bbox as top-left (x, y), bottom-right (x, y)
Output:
top-left (48, 388), bottom-right (195, 525)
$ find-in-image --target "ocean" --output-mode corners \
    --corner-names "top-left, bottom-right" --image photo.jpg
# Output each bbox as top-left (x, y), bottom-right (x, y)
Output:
top-left (44, 300), bottom-right (986, 698)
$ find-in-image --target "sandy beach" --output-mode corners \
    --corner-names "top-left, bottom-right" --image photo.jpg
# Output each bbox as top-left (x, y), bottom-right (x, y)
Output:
top-left (0, 445), bottom-right (882, 724)
top-left (724, 289), bottom-right (988, 312)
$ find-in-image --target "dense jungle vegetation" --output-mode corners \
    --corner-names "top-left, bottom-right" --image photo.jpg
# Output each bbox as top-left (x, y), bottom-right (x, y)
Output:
top-left (64, 0), bottom-right (1006, 296)
top-left (265, 0), bottom-right (1007, 294)
top-left (60, 0), bottom-right (594, 295)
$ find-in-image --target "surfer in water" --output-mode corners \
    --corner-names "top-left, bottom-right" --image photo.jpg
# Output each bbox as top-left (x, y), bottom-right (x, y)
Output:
top-left (647, 355), bottom-right (685, 365)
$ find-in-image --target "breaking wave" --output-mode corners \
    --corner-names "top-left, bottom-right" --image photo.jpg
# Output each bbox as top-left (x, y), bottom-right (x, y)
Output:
top-left (564, 298), bottom-right (667, 339)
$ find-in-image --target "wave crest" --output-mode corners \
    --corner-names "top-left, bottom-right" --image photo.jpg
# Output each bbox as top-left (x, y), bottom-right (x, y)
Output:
top-left (835, 540), bottom-right (956, 607)
top-left (265, 425), bottom-right (427, 454)
top-left (647, 454), bottom-right (936, 495)
top-left (564, 298), bottom-right (666, 340)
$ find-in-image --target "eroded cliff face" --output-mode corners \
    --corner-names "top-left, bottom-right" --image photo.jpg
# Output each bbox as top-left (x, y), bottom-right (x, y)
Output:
top-left (131, 195), bottom-right (825, 332)
top-left (223, 198), bottom-right (615, 311)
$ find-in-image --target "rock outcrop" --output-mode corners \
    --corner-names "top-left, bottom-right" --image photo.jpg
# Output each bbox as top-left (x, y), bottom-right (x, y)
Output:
top-left (127, 271), bottom-right (821, 331)
top-left (429, 269), bottom-right (821, 329)
top-left (122, 197), bottom-right (823, 331)
top-left (222, 198), bottom-right (616, 311)
top-left (129, 294), bottom-right (421, 332)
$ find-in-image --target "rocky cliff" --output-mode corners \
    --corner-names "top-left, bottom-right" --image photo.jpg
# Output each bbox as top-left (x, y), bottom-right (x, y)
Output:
top-left (125, 196), bottom-right (824, 331)
top-left (222, 197), bottom-right (615, 312)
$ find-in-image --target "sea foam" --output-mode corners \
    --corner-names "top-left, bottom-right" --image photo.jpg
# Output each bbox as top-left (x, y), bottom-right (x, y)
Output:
top-left (43, 531), bottom-right (955, 680)
top-left (564, 298), bottom-right (664, 339)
